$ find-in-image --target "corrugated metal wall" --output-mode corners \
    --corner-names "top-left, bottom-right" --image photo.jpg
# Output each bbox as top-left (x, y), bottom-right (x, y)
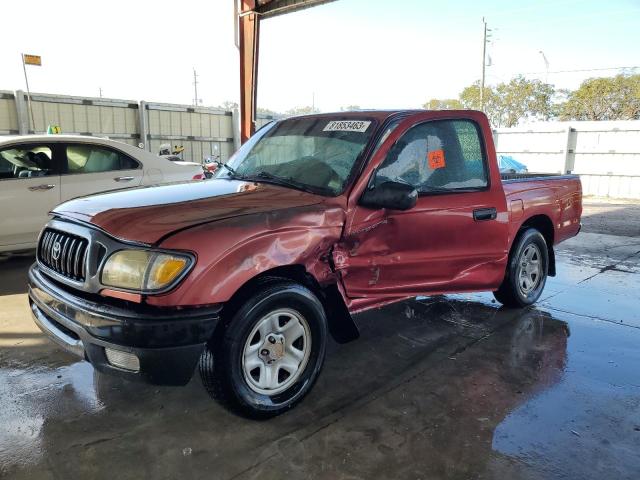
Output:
top-left (31, 93), bottom-right (140, 146)
top-left (0, 90), bottom-right (274, 163)
top-left (0, 92), bottom-right (19, 134)
top-left (144, 102), bottom-right (236, 162)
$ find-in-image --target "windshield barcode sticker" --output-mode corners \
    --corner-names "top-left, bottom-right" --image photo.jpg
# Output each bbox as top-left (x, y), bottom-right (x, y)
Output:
top-left (323, 120), bottom-right (371, 133)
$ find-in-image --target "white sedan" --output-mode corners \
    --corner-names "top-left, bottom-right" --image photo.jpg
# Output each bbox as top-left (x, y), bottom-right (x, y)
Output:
top-left (0, 135), bottom-right (205, 252)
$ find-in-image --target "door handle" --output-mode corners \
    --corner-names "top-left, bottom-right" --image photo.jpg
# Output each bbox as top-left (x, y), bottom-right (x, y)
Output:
top-left (473, 207), bottom-right (497, 221)
top-left (114, 176), bottom-right (134, 182)
top-left (28, 184), bottom-right (56, 191)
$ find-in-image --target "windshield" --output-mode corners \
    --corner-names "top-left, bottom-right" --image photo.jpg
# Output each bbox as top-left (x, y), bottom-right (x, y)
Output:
top-left (216, 117), bottom-right (377, 195)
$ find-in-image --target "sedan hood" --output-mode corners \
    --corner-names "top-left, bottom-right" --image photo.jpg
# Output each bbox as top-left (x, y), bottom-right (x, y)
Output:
top-left (53, 179), bottom-right (325, 245)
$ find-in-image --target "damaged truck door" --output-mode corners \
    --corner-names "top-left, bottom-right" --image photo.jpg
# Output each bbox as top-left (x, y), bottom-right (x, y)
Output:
top-left (334, 113), bottom-right (510, 305)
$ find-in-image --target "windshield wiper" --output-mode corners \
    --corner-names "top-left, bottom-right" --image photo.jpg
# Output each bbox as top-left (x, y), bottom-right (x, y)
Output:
top-left (214, 160), bottom-right (238, 176)
top-left (239, 171), bottom-right (316, 193)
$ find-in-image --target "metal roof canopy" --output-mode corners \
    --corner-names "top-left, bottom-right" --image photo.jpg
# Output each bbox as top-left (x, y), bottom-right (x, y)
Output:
top-left (237, 0), bottom-right (336, 143)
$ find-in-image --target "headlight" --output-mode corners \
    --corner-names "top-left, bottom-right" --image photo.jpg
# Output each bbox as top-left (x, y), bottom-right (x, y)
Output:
top-left (101, 250), bottom-right (192, 292)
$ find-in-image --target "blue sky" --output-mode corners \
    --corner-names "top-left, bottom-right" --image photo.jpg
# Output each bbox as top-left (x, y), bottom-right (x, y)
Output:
top-left (2, 0), bottom-right (639, 112)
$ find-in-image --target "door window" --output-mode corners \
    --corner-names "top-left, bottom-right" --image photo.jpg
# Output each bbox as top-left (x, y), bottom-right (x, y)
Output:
top-left (375, 119), bottom-right (488, 193)
top-left (0, 145), bottom-right (54, 180)
top-left (65, 144), bottom-right (139, 174)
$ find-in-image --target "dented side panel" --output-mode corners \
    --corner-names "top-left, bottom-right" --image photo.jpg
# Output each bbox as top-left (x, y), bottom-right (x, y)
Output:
top-left (333, 192), bottom-right (510, 299)
top-left (146, 202), bottom-right (345, 307)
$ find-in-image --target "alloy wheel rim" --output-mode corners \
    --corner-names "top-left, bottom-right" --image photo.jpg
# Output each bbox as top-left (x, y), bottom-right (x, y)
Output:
top-left (242, 308), bottom-right (311, 395)
top-left (517, 244), bottom-right (542, 295)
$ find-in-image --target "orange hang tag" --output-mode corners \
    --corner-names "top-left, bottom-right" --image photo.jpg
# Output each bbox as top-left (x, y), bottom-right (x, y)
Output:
top-left (428, 149), bottom-right (446, 169)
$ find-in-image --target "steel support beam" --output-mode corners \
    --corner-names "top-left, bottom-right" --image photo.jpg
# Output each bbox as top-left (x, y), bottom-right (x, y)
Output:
top-left (138, 100), bottom-right (150, 151)
top-left (237, 0), bottom-right (337, 144)
top-left (239, 0), bottom-right (260, 143)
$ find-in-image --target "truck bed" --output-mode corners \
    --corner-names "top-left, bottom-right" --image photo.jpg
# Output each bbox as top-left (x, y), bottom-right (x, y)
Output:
top-left (501, 173), bottom-right (582, 246)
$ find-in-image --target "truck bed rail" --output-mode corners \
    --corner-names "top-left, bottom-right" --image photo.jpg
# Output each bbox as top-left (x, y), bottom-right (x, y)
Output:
top-left (501, 172), bottom-right (579, 183)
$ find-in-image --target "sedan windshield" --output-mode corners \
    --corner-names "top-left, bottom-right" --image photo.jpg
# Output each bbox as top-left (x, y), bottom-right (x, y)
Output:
top-left (216, 117), bottom-right (377, 195)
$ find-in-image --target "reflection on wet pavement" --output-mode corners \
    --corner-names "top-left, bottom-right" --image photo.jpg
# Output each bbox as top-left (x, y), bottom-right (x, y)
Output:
top-left (0, 232), bottom-right (639, 479)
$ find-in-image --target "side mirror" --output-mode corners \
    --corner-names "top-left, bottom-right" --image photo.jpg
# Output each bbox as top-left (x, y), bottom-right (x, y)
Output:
top-left (359, 181), bottom-right (418, 211)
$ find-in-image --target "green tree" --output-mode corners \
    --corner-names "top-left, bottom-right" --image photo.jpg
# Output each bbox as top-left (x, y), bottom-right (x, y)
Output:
top-left (460, 76), bottom-right (555, 127)
top-left (559, 74), bottom-right (640, 120)
top-left (423, 99), bottom-right (462, 110)
top-left (285, 105), bottom-right (320, 116)
top-left (460, 81), bottom-right (501, 126)
top-left (496, 76), bottom-right (555, 127)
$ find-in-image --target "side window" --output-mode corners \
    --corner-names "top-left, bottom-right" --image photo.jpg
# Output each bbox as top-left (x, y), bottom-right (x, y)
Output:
top-left (375, 120), bottom-right (488, 193)
top-left (0, 145), bottom-right (53, 180)
top-left (65, 144), bottom-right (139, 174)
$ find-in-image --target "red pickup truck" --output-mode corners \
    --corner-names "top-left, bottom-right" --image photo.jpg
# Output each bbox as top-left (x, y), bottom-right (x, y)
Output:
top-left (28, 110), bottom-right (582, 417)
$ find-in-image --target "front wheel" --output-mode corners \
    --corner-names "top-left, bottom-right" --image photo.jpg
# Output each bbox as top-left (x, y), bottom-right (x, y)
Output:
top-left (493, 228), bottom-right (549, 308)
top-left (200, 279), bottom-right (327, 418)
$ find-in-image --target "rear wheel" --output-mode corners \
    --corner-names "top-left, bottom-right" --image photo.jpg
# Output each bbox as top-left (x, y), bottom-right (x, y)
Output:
top-left (494, 228), bottom-right (549, 308)
top-left (200, 279), bottom-right (327, 418)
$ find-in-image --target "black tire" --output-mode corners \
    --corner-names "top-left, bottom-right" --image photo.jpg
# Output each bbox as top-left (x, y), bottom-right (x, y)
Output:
top-left (493, 228), bottom-right (549, 308)
top-left (199, 279), bottom-right (328, 419)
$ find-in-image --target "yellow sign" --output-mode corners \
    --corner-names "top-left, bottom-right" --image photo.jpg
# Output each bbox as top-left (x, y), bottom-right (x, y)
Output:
top-left (23, 54), bottom-right (42, 66)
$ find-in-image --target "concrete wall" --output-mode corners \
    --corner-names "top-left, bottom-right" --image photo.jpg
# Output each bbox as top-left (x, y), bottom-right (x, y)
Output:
top-left (494, 120), bottom-right (640, 199)
top-left (0, 90), bottom-right (276, 163)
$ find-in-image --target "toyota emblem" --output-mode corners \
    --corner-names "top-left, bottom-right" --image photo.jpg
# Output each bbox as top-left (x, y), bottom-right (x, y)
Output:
top-left (52, 241), bottom-right (62, 261)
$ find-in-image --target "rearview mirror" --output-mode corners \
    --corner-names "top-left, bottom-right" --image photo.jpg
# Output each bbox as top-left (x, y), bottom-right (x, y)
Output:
top-left (359, 181), bottom-right (418, 211)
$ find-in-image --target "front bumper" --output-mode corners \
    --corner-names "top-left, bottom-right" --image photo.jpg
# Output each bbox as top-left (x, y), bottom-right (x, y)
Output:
top-left (28, 264), bottom-right (222, 386)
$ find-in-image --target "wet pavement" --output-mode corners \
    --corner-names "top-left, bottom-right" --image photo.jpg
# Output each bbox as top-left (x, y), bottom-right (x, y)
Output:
top-left (1, 231), bottom-right (639, 479)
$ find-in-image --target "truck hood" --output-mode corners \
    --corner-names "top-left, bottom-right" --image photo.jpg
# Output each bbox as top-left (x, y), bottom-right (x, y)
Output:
top-left (53, 179), bottom-right (326, 245)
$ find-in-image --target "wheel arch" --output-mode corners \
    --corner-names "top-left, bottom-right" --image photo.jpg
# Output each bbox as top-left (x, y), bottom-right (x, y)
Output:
top-left (517, 214), bottom-right (556, 276)
top-left (219, 264), bottom-right (359, 345)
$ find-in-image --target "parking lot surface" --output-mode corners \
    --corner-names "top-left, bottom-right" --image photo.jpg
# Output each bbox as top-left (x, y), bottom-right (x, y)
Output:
top-left (1, 203), bottom-right (639, 479)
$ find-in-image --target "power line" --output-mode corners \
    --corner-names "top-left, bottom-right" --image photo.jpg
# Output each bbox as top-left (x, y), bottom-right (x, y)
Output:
top-left (519, 65), bottom-right (639, 75)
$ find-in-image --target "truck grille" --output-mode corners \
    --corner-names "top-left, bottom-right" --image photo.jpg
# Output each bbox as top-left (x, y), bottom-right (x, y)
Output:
top-left (38, 229), bottom-right (89, 281)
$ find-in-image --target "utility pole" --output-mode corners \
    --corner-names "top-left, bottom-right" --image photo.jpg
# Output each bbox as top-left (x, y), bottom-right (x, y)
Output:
top-left (480, 18), bottom-right (488, 113)
top-left (193, 68), bottom-right (200, 106)
top-left (99, 87), bottom-right (103, 98)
